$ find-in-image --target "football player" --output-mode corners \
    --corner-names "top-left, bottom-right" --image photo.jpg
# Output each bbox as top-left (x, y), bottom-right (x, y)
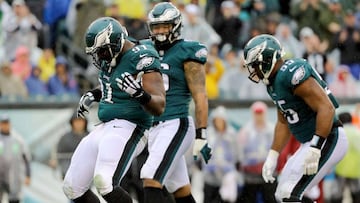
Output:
top-left (139, 2), bottom-right (211, 203)
top-left (243, 34), bottom-right (348, 203)
top-left (62, 17), bottom-right (165, 203)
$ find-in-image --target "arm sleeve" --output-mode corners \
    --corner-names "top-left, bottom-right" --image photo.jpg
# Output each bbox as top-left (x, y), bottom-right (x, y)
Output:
top-left (22, 154), bottom-right (31, 177)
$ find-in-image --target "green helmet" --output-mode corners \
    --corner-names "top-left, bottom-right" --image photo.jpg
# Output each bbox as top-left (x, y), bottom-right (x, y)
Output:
top-left (147, 2), bottom-right (182, 48)
top-left (85, 17), bottom-right (128, 69)
top-left (243, 34), bottom-right (284, 84)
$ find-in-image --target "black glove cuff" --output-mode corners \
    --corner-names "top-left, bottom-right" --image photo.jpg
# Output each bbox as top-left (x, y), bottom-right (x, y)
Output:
top-left (89, 88), bottom-right (102, 102)
top-left (196, 127), bottom-right (206, 139)
top-left (134, 91), bottom-right (152, 105)
top-left (310, 134), bottom-right (326, 149)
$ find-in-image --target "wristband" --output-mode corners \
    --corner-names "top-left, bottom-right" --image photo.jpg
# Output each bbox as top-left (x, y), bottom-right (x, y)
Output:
top-left (310, 134), bottom-right (326, 149)
top-left (89, 88), bottom-right (102, 102)
top-left (196, 127), bottom-right (206, 139)
top-left (134, 91), bottom-right (152, 105)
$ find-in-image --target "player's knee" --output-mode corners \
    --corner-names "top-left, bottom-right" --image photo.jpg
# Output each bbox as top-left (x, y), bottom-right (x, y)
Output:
top-left (63, 180), bottom-right (79, 199)
top-left (93, 174), bottom-right (112, 195)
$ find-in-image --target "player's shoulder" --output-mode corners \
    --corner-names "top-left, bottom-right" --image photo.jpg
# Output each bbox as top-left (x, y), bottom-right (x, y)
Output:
top-left (177, 39), bottom-right (207, 52)
top-left (175, 39), bottom-right (208, 63)
top-left (277, 58), bottom-right (312, 86)
top-left (133, 41), bottom-right (159, 58)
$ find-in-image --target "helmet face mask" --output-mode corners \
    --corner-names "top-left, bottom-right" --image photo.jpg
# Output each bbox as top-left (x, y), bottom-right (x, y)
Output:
top-left (147, 2), bottom-right (182, 48)
top-left (85, 17), bottom-right (128, 70)
top-left (243, 34), bottom-right (284, 84)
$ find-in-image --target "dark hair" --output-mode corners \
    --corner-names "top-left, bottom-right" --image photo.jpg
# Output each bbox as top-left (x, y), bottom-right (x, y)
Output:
top-left (338, 112), bottom-right (352, 124)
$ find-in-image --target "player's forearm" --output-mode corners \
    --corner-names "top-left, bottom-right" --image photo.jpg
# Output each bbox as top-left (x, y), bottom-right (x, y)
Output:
top-left (23, 154), bottom-right (31, 178)
top-left (271, 121), bottom-right (291, 153)
top-left (315, 105), bottom-right (335, 138)
top-left (142, 94), bottom-right (165, 116)
top-left (193, 92), bottom-right (208, 128)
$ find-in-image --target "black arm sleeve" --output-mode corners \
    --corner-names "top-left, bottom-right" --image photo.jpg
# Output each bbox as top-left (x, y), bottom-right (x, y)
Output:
top-left (22, 154), bottom-right (31, 177)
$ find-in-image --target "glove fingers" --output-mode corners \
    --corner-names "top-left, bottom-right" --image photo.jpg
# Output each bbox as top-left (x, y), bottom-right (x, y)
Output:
top-left (125, 74), bottom-right (140, 89)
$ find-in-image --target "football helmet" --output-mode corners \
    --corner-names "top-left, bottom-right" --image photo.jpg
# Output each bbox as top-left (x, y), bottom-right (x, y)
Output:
top-left (147, 2), bottom-right (182, 48)
top-left (243, 34), bottom-right (284, 84)
top-left (85, 17), bottom-right (128, 69)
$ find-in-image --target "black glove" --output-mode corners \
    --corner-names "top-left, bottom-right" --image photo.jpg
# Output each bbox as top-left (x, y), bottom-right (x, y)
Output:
top-left (77, 89), bottom-right (101, 118)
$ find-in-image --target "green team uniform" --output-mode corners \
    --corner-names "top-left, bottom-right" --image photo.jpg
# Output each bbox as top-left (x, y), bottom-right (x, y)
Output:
top-left (142, 39), bottom-right (207, 122)
top-left (267, 58), bottom-right (339, 143)
top-left (97, 43), bottom-right (161, 129)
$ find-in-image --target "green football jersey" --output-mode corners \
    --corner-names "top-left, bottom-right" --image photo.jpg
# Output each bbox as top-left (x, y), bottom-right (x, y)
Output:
top-left (97, 43), bottom-right (161, 129)
top-left (267, 58), bottom-right (339, 143)
top-left (147, 39), bottom-right (208, 121)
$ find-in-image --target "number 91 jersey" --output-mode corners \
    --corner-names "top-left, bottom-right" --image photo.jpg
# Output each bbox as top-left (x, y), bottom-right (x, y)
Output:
top-left (97, 43), bottom-right (161, 129)
top-left (267, 58), bottom-right (339, 143)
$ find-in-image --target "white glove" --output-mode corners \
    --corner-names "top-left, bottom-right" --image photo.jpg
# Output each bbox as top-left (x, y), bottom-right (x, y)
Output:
top-left (262, 149), bottom-right (279, 183)
top-left (77, 92), bottom-right (96, 118)
top-left (116, 72), bottom-right (144, 97)
top-left (193, 128), bottom-right (212, 164)
top-left (303, 146), bottom-right (321, 175)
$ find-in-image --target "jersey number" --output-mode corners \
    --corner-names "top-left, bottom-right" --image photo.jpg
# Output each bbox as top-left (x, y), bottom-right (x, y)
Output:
top-left (278, 100), bottom-right (299, 124)
top-left (161, 63), bottom-right (170, 91)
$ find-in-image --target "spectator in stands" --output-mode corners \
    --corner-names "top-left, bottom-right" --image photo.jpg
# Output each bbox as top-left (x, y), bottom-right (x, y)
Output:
top-left (300, 27), bottom-right (334, 83)
top-left (0, 61), bottom-right (28, 99)
top-left (290, 0), bottom-right (329, 49)
top-left (236, 101), bottom-right (277, 203)
top-left (333, 9), bottom-right (360, 80)
top-left (329, 112), bottom-right (360, 203)
top-left (10, 46), bottom-right (32, 81)
top-left (2, 0), bottom-right (42, 60)
top-left (37, 48), bottom-right (56, 83)
top-left (47, 55), bottom-right (79, 96)
top-left (213, 0), bottom-right (242, 51)
top-left (182, 3), bottom-right (221, 50)
top-left (275, 22), bottom-right (304, 59)
top-left (0, 114), bottom-right (31, 203)
top-left (352, 103), bottom-right (360, 129)
top-left (219, 50), bottom-right (268, 100)
top-left (43, 0), bottom-right (71, 49)
top-left (319, 0), bottom-right (344, 51)
top-left (203, 105), bottom-right (238, 203)
top-left (55, 112), bottom-right (88, 179)
top-left (66, 0), bottom-right (106, 50)
top-left (329, 65), bottom-right (360, 98)
top-left (25, 65), bottom-right (49, 97)
top-left (205, 47), bottom-right (225, 100)
top-left (264, 12), bottom-right (281, 35)
top-left (0, 0), bottom-right (12, 60)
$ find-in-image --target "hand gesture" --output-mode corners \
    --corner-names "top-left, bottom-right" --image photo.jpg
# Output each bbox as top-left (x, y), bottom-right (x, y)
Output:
top-left (262, 149), bottom-right (279, 183)
top-left (77, 92), bottom-right (96, 118)
top-left (116, 72), bottom-right (145, 98)
top-left (192, 128), bottom-right (212, 164)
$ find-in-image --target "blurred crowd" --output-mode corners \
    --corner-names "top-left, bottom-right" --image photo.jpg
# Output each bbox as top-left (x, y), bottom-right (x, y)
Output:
top-left (0, 0), bottom-right (359, 102)
top-left (1, 0), bottom-right (360, 201)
